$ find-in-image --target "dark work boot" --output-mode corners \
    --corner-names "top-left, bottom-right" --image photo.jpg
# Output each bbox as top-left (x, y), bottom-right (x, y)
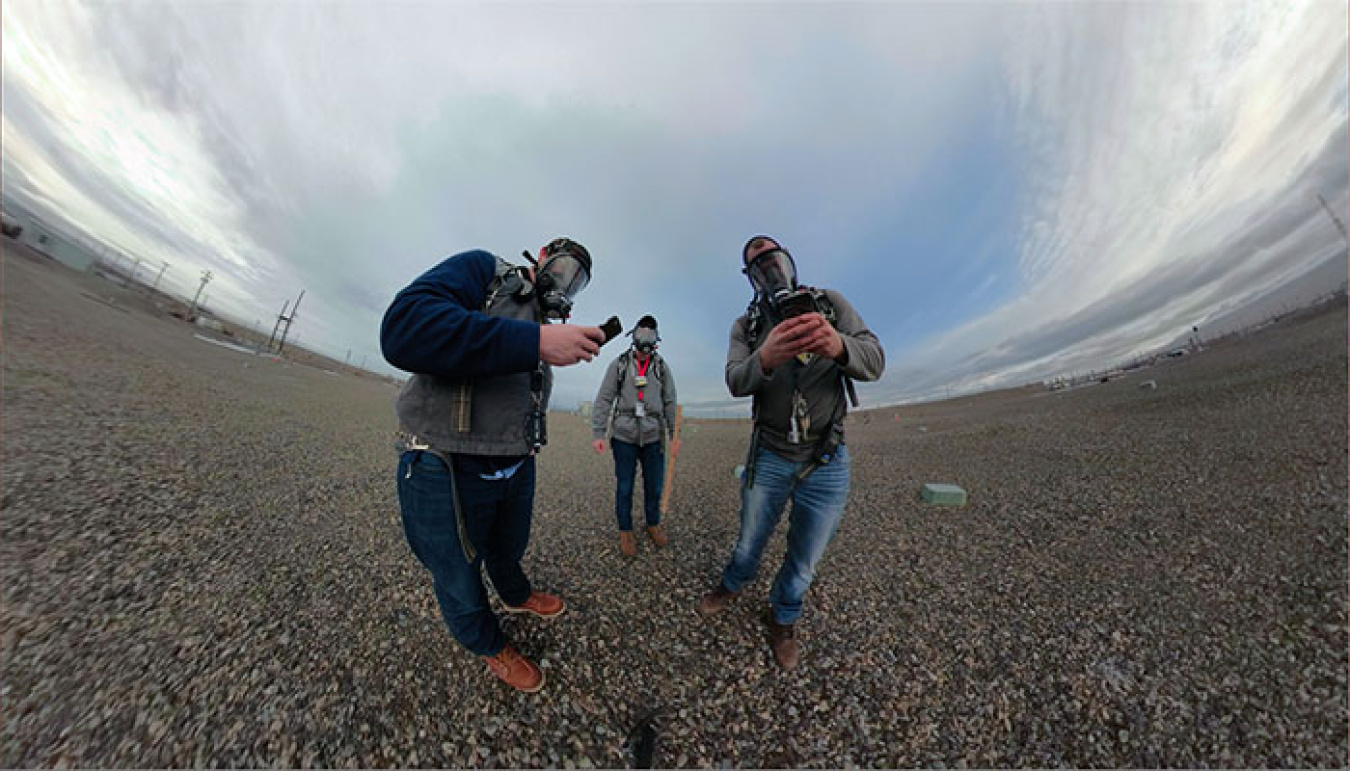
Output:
top-left (767, 616), bottom-right (801, 670)
top-left (698, 583), bottom-right (739, 617)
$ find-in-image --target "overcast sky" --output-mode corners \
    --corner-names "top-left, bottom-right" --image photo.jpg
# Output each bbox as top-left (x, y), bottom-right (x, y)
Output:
top-left (3, 1), bottom-right (1347, 414)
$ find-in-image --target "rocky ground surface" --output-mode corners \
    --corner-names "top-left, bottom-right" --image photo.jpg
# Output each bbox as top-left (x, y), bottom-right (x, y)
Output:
top-left (3, 246), bottom-right (1347, 768)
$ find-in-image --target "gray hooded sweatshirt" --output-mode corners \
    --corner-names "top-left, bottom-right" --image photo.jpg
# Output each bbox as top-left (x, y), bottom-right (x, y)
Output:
top-left (591, 349), bottom-right (678, 446)
top-left (725, 288), bottom-right (884, 463)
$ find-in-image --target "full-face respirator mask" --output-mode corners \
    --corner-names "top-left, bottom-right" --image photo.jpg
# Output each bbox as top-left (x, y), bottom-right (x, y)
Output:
top-left (632, 326), bottom-right (659, 354)
top-left (523, 238), bottom-right (592, 321)
top-left (742, 240), bottom-right (820, 324)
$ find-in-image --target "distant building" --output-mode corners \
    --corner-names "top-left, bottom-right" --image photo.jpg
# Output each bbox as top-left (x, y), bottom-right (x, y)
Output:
top-left (2, 205), bottom-right (97, 273)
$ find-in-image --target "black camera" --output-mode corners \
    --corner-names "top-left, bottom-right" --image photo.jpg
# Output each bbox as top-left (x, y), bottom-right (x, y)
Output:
top-left (772, 289), bottom-right (820, 322)
top-left (599, 316), bottom-right (623, 345)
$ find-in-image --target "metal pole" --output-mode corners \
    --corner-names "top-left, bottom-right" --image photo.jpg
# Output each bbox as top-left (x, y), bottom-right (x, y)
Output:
top-left (151, 261), bottom-right (169, 294)
top-left (1315, 192), bottom-right (1349, 246)
top-left (188, 269), bottom-right (213, 317)
top-left (276, 289), bottom-right (304, 354)
top-left (267, 300), bottom-right (290, 352)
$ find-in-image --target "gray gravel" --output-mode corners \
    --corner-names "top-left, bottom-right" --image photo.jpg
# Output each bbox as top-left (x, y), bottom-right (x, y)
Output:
top-left (3, 246), bottom-right (1346, 768)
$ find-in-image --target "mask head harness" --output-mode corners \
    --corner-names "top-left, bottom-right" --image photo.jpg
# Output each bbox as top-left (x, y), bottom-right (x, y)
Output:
top-left (522, 237), bottom-right (592, 320)
top-left (742, 235), bottom-right (817, 324)
top-left (629, 314), bottom-right (660, 354)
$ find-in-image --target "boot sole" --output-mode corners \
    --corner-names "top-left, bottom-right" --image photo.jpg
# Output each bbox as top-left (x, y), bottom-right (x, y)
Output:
top-left (502, 604), bottom-right (567, 619)
top-left (500, 669), bottom-right (546, 693)
top-left (697, 599), bottom-right (737, 617)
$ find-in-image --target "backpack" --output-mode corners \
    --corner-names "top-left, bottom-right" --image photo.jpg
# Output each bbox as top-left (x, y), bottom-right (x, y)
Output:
top-left (484, 257), bottom-right (534, 311)
top-left (604, 349), bottom-right (667, 440)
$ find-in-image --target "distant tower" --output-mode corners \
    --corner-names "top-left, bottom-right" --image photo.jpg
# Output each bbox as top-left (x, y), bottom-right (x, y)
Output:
top-left (188, 269), bottom-right (213, 318)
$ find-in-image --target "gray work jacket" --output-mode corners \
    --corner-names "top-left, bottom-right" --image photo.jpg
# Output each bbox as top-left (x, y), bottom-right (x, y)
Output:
top-left (395, 262), bottom-right (552, 456)
top-left (592, 350), bottom-right (677, 447)
top-left (725, 288), bottom-right (884, 462)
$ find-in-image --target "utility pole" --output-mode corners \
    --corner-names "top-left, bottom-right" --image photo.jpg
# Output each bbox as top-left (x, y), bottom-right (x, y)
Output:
top-left (276, 289), bottom-right (304, 354)
top-left (188, 269), bottom-right (213, 318)
top-left (345, 349), bottom-right (351, 366)
top-left (266, 300), bottom-right (290, 352)
top-left (1315, 192), bottom-right (1349, 247)
top-left (151, 261), bottom-right (169, 294)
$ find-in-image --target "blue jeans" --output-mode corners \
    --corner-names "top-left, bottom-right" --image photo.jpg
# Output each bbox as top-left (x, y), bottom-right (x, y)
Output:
top-left (612, 439), bottom-right (664, 531)
top-left (395, 450), bottom-right (534, 657)
top-left (720, 444), bottom-right (850, 625)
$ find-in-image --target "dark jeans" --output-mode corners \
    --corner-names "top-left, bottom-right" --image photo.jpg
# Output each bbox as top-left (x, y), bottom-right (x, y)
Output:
top-left (395, 450), bottom-right (534, 657)
top-left (612, 439), bottom-right (664, 531)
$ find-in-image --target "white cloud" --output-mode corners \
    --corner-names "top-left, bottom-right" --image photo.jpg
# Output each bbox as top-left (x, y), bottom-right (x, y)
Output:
top-left (2, 0), bottom-right (1345, 411)
top-left (887, 0), bottom-right (1349, 398)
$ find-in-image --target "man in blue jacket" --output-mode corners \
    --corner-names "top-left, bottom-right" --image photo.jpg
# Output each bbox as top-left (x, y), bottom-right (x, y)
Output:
top-left (381, 237), bottom-right (605, 693)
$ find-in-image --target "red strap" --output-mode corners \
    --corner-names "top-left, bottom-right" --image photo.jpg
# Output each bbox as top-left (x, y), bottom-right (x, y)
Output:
top-left (636, 356), bottom-right (652, 401)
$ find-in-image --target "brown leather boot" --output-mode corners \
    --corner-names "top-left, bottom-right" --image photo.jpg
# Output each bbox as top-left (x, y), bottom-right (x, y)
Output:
top-left (698, 583), bottom-right (739, 616)
top-left (483, 645), bottom-right (545, 693)
top-left (647, 524), bottom-right (669, 547)
top-left (503, 591), bottom-right (566, 619)
top-left (619, 530), bottom-right (637, 557)
top-left (767, 617), bottom-right (801, 670)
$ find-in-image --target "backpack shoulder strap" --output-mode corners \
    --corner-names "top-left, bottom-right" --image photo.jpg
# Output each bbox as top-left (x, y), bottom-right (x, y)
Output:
top-left (615, 349), bottom-right (631, 392)
top-left (804, 286), bottom-right (838, 327)
top-left (484, 257), bottom-right (528, 311)
top-left (744, 297), bottom-right (765, 347)
top-left (805, 287), bottom-right (859, 408)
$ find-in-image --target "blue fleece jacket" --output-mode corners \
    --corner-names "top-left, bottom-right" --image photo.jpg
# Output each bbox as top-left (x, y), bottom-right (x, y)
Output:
top-left (380, 250), bottom-right (541, 377)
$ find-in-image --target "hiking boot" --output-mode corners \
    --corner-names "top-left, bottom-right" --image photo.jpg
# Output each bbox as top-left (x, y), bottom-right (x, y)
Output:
top-left (503, 591), bottom-right (565, 619)
top-left (619, 530), bottom-right (638, 557)
top-left (483, 645), bottom-right (544, 693)
top-left (767, 616), bottom-right (801, 670)
top-left (647, 524), bottom-right (669, 547)
top-left (698, 583), bottom-right (739, 617)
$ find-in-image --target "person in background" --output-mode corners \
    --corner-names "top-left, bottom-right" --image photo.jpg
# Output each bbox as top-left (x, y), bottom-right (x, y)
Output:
top-left (592, 315), bottom-right (681, 556)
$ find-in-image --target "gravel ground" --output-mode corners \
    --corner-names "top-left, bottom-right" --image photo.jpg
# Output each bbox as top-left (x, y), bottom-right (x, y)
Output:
top-left (3, 245), bottom-right (1347, 768)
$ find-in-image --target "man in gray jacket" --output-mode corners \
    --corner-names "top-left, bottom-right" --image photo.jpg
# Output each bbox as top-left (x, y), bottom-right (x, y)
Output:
top-left (591, 315), bottom-right (681, 556)
top-left (698, 235), bottom-right (885, 670)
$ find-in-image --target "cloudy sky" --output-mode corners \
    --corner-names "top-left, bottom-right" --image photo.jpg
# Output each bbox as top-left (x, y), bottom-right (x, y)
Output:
top-left (3, 1), bottom-right (1347, 414)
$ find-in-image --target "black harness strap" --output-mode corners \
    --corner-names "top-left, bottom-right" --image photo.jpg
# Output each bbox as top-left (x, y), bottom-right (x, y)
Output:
top-left (412, 448), bottom-right (476, 563)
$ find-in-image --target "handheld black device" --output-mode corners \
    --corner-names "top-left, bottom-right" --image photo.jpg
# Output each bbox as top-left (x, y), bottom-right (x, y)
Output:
top-left (774, 290), bottom-right (818, 321)
top-left (599, 316), bottom-right (623, 345)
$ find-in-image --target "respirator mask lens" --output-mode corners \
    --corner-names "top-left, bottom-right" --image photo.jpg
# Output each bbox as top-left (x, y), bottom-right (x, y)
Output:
top-left (633, 328), bottom-right (658, 351)
top-left (540, 253), bottom-right (590, 298)
top-left (743, 249), bottom-right (797, 297)
top-left (536, 252), bottom-right (591, 318)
